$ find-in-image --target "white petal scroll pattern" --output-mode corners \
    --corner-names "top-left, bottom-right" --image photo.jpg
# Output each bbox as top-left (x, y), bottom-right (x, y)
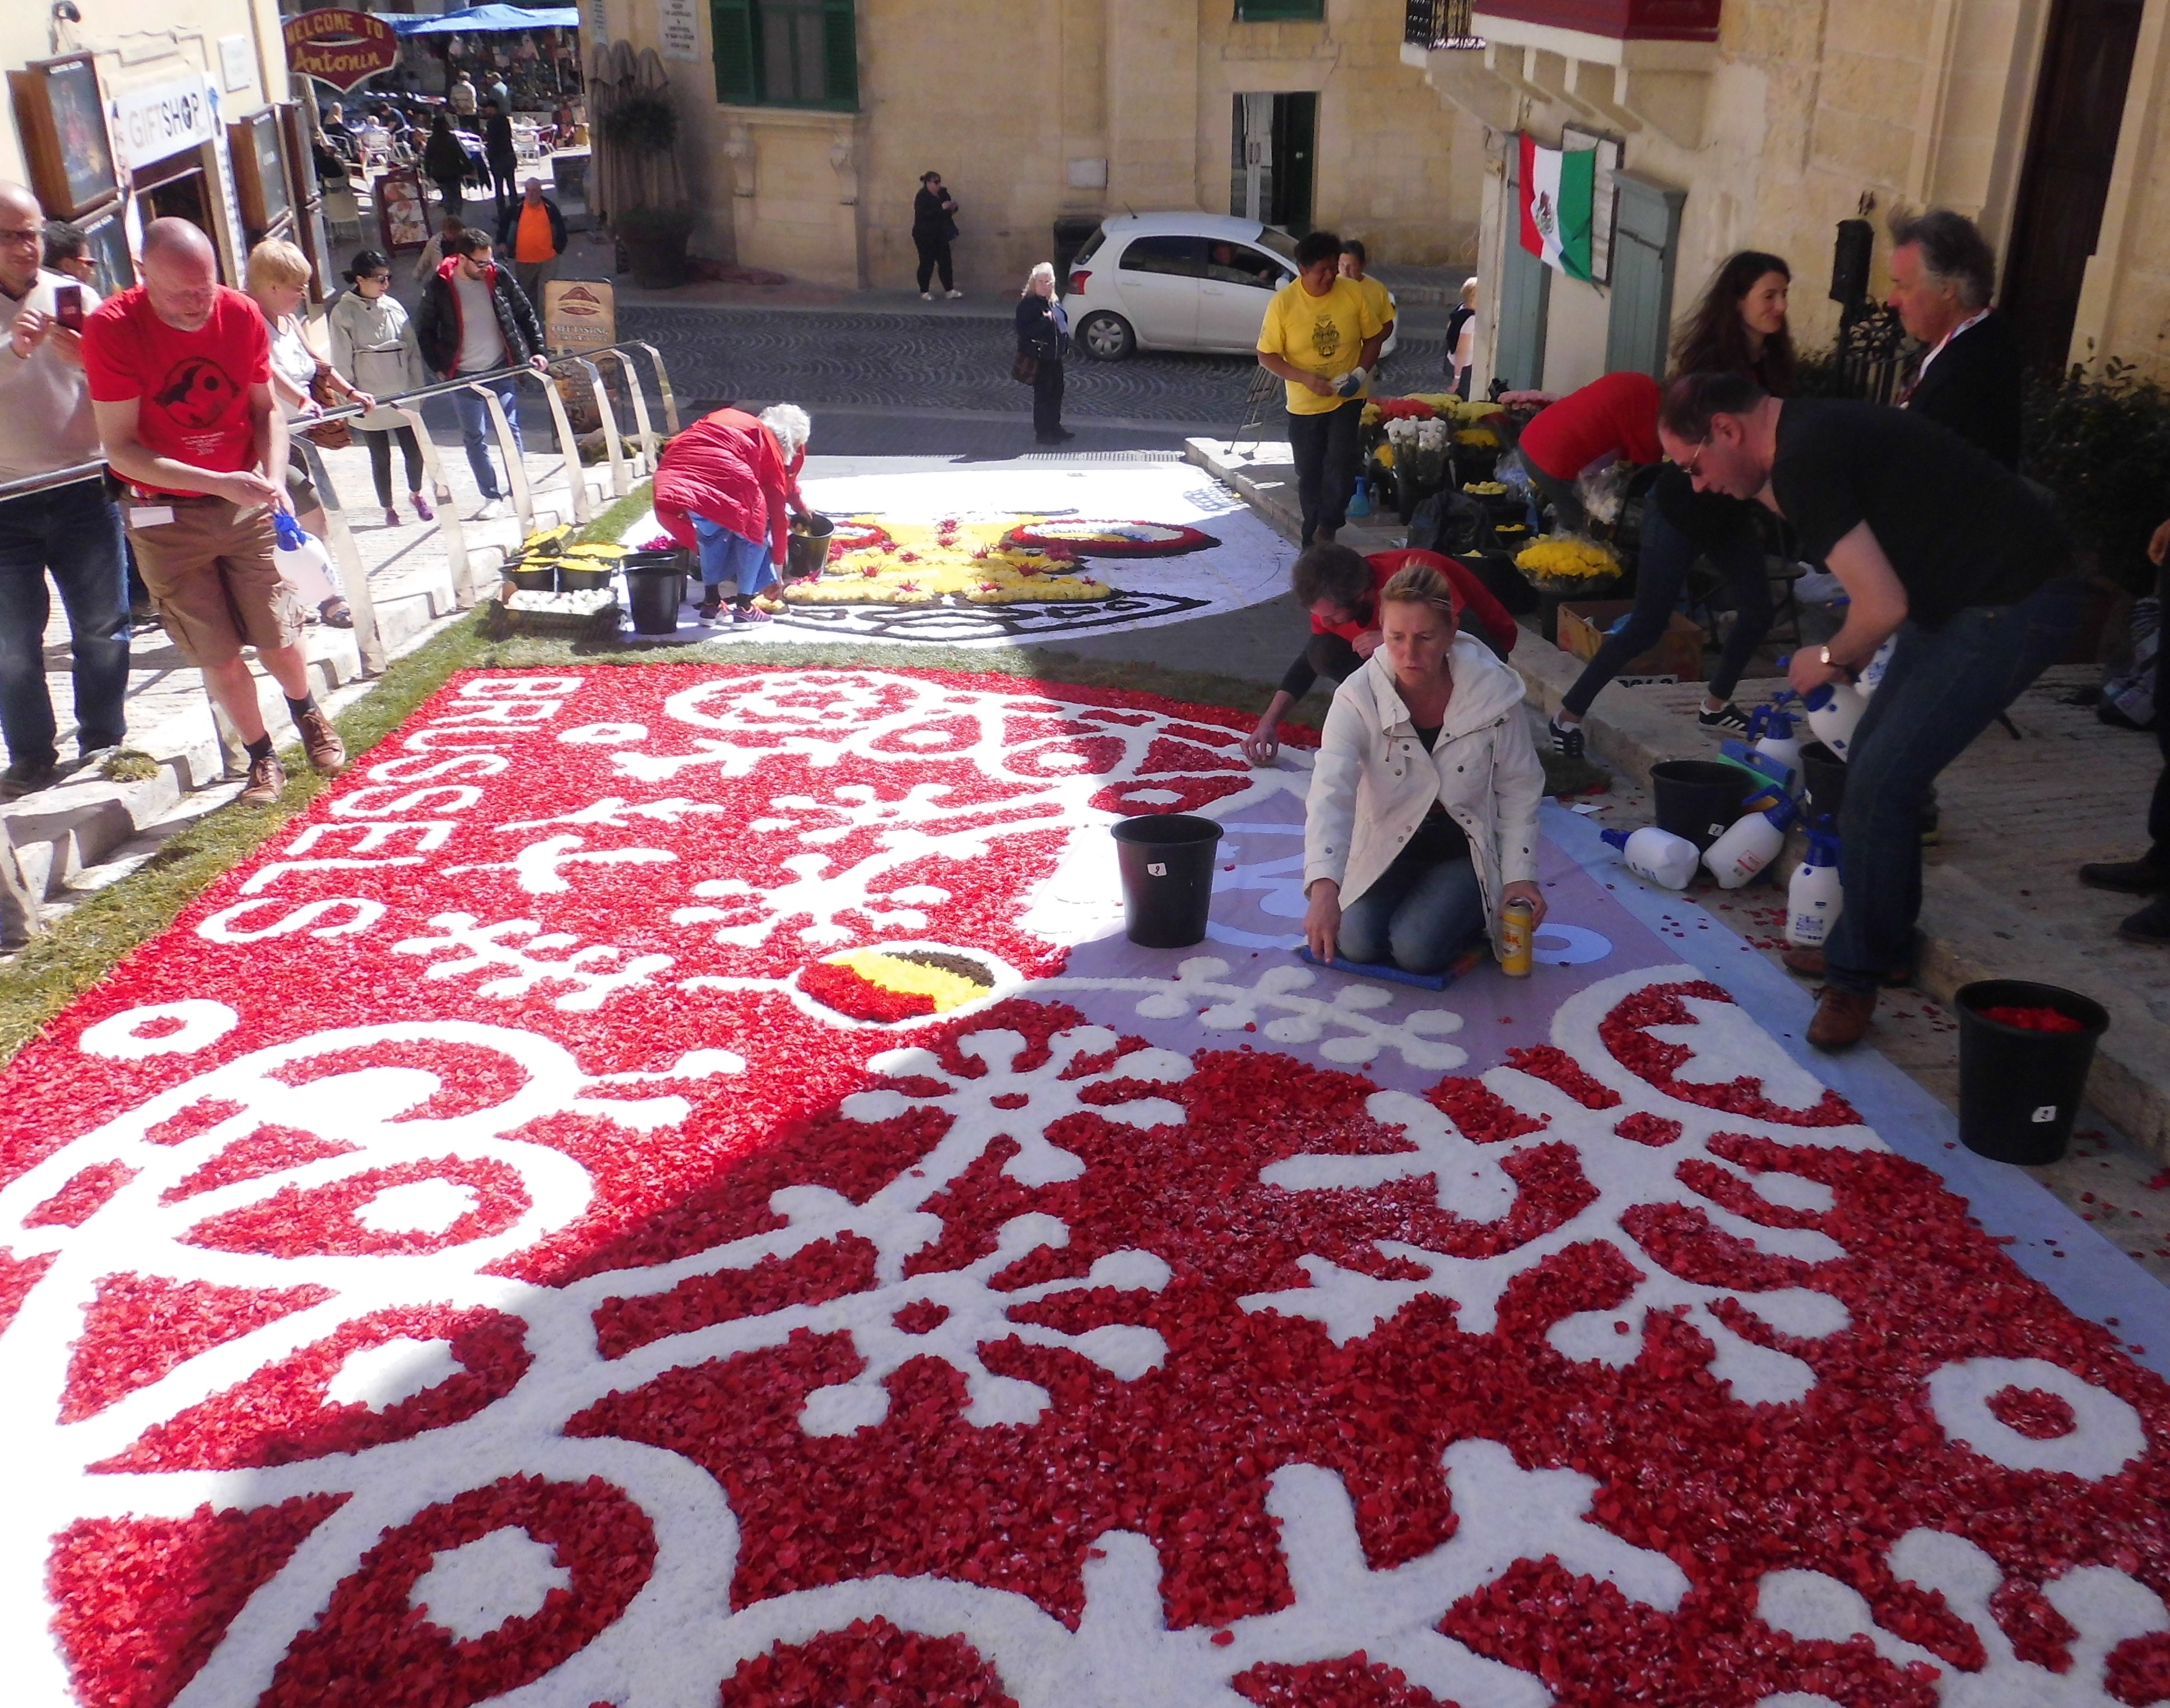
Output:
top-left (1926, 1357), bottom-right (2150, 1480)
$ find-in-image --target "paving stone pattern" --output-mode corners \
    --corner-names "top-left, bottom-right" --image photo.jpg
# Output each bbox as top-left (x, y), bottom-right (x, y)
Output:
top-left (619, 304), bottom-right (1445, 425)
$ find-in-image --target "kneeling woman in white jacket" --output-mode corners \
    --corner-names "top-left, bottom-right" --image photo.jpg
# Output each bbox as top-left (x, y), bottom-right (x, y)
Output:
top-left (1303, 561), bottom-right (1548, 972)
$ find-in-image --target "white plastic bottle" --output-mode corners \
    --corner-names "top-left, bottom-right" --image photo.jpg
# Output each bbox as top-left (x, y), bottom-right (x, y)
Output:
top-left (273, 508), bottom-right (340, 609)
top-left (1601, 825), bottom-right (1700, 890)
top-left (1703, 791), bottom-right (1796, 889)
top-left (1753, 707), bottom-right (1804, 776)
top-left (1786, 826), bottom-right (1844, 947)
top-left (1800, 681), bottom-right (1867, 762)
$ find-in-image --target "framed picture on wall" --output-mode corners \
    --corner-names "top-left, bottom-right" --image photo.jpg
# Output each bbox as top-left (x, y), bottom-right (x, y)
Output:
top-left (1562, 126), bottom-right (1624, 287)
top-left (7, 54), bottom-right (121, 221)
top-left (81, 206), bottom-right (135, 299)
top-left (230, 109), bottom-right (294, 241)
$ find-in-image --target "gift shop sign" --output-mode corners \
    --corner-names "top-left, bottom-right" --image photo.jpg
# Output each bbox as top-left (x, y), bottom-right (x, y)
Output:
top-left (283, 8), bottom-right (401, 93)
top-left (108, 73), bottom-right (221, 173)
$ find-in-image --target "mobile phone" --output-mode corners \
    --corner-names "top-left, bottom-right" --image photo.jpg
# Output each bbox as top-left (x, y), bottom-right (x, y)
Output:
top-left (53, 284), bottom-right (84, 332)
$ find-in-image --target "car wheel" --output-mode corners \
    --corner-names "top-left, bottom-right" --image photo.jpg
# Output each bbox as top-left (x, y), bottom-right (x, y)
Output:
top-left (1076, 311), bottom-right (1135, 361)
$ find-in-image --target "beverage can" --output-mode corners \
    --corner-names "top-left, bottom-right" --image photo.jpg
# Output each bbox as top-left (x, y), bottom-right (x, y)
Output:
top-left (1500, 897), bottom-right (1535, 977)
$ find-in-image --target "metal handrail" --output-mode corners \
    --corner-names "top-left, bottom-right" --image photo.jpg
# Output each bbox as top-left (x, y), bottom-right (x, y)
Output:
top-left (1, 339), bottom-right (681, 774)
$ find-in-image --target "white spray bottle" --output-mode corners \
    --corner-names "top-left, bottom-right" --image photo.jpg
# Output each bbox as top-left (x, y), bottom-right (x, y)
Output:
top-left (273, 508), bottom-right (340, 609)
top-left (1786, 820), bottom-right (1844, 947)
top-left (1799, 681), bottom-right (1867, 762)
top-left (1601, 825), bottom-right (1700, 890)
top-left (1704, 788), bottom-right (1797, 889)
top-left (1754, 704), bottom-right (1804, 776)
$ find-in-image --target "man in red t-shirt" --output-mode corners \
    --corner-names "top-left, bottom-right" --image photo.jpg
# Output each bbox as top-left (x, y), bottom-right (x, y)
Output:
top-left (82, 219), bottom-right (343, 804)
top-left (1515, 369), bottom-right (1662, 531)
top-left (1243, 543), bottom-right (1521, 765)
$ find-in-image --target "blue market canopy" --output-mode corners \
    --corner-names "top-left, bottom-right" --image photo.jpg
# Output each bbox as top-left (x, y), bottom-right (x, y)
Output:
top-left (387, 6), bottom-right (580, 36)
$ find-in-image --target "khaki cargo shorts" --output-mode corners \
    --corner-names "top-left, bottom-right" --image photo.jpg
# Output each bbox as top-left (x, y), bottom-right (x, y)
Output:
top-left (123, 496), bottom-right (308, 669)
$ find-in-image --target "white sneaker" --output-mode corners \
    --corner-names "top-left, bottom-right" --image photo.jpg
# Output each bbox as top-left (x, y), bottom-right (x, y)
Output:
top-left (920, 292), bottom-right (932, 301)
top-left (945, 289), bottom-right (964, 300)
top-left (475, 498), bottom-right (509, 520)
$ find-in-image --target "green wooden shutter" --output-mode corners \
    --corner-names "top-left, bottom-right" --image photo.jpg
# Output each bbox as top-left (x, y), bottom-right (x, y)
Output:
top-left (821, 0), bottom-right (858, 107)
top-left (713, 0), bottom-right (758, 102)
top-left (1234, 0), bottom-right (1325, 19)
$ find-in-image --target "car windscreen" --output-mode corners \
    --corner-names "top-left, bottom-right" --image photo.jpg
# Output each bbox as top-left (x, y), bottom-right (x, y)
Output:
top-left (1255, 227), bottom-right (1299, 261)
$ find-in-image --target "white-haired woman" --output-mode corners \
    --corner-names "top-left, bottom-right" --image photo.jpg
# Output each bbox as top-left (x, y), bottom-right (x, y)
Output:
top-left (1015, 263), bottom-right (1071, 447)
top-left (652, 402), bottom-right (813, 624)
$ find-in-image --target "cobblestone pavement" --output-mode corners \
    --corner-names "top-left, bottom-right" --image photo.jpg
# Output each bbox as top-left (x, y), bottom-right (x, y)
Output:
top-left (619, 303), bottom-right (1446, 425)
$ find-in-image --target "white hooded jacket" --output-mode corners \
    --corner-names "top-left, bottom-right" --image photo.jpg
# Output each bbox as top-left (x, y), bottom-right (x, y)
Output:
top-left (1303, 634), bottom-right (1545, 955)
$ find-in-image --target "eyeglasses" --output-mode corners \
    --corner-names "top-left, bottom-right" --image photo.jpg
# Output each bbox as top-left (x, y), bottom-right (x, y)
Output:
top-left (1678, 438), bottom-right (1711, 477)
top-left (0, 228), bottom-right (44, 248)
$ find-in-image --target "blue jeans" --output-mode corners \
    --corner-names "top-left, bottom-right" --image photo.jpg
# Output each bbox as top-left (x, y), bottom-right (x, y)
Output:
top-left (691, 515), bottom-right (777, 599)
top-left (1563, 494), bottom-right (1772, 716)
top-left (1337, 853), bottom-right (1486, 973)
top-left (450, 374), bottom-right (522, 500)
top-left (1826, 575), bottom-right (2084, 993)
top-left (0, 478), bottom-right (128, 768)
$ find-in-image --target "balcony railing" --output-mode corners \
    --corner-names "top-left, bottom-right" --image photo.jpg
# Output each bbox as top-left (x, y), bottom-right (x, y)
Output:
top-left (1405, 0), bottom-right (1486, 50)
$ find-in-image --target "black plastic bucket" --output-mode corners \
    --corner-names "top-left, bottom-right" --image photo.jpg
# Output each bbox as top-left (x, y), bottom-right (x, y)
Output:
top-left (787, 514), bottom-right (834, 581)
top-left (1651, 759), bottom-right (1754, 851)
top-left (1110, 814), bottom-right (1223, 948)
top-left (557, 562), bottom-right (615, 591)
top-left (1954, 979), bottom-right (2109, 1165)
top-left (1799, 741), bottom-right (1847, 824)
top-left (624, 567), bottom-right (686, 634)
top-left (505, 561), bottom-right (556, 592)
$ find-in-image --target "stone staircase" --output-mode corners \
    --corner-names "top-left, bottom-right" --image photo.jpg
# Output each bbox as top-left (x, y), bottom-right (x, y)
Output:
top-left (2, 429), bottom-right (629, 946)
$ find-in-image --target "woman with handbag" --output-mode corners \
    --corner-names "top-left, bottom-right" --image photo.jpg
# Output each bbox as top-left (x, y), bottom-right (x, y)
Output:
top-left (1015, 263), bottom-right (1072, 447)
top-left (327, 249), bottom-right (435, 529)
top-left (248, 239), bottom-right (370, 628)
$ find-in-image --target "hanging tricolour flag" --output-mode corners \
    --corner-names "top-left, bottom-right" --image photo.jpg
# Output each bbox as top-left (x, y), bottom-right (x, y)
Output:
top-left (1518, 133), bottom-right (1596, 281)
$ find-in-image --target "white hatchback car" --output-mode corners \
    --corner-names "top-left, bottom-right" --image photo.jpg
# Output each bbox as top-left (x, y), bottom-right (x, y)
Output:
top-left (1063, 213), bottom-right (1397, 362)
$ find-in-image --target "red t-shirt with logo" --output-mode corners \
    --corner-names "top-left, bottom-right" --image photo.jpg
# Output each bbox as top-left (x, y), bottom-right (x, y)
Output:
top-left (81, 285), bottom-right (271, 496)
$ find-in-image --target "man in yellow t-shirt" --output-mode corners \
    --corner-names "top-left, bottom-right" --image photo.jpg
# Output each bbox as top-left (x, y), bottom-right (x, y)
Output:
top-left (1339, 239), bottom-right (1397, 358)
top-left (1257, 230), bottom-right (1388, 546)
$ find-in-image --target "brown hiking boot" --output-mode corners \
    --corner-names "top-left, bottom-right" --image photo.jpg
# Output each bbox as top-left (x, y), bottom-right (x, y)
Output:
top-left (1806, 985), bottom-right (1876, 1051)
top-left (296, 707), bottom-right (347, 775)
top-left (240, 751), bottom-right (286, 806)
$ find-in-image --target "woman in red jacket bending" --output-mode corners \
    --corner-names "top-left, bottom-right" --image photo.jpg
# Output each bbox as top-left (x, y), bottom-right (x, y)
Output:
top-left (653, 403), bottom-right (811, 623)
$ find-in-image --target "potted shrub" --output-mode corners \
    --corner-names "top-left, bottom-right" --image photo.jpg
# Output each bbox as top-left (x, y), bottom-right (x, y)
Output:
top-left (601, 94), bottom-right (691, 287)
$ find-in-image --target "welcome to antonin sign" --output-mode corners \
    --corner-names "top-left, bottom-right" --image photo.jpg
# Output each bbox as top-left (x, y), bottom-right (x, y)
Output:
top-left (283, 8), bottom-right (400, 92)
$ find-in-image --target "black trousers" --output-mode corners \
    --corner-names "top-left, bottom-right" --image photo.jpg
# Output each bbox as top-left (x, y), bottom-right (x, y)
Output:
top-left (359, 425), bottom-right (426, 508)
top-left (1031, 359), bottom-right (1065, 440)
top-left (1288, 400), bottom-right (1363, 545)
top-left (434, 175), bottom-right (464, 214)
top-left (489, 158), bottom-right (518, 215)
top-left (914, 232), bottom-right (954, 293)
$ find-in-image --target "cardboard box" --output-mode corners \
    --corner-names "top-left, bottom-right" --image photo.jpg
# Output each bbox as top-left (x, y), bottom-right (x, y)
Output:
top-left (1555, 600), bottom-right (1705, 684)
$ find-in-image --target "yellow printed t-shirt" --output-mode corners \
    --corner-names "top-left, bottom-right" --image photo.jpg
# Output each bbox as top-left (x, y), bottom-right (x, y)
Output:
top-left (1351, 273), bottom-right (1395, 336)
top-left (1257, 276), bottom-right (1387, 416)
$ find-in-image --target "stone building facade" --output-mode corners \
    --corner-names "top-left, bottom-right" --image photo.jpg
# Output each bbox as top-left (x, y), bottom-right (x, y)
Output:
top-left (587, 0), bottom-right (1484, 290)
top-left (1403, 0), bottom-right (2170, 390)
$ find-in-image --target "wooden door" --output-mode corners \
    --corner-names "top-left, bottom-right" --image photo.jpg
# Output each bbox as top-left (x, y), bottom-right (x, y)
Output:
top-left (2000, 0), bottom-right (2144, 372)
top-left (1494, 141), bottom-right (1551, 392)
top-left (1605, 171), bottom-right (1686, 379)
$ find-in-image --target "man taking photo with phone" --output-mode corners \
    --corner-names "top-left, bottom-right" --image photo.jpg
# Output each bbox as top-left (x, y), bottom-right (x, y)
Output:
top-left (0, 180), bottom-right (128, 801)
top-left (81, 217), bottom-right (346, 807)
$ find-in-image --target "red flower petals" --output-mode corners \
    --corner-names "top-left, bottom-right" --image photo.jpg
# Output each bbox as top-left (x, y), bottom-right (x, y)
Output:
top-left (160, 1125), bottom-right (360, 1204)
top-left (27, 1162), bottom-right (140, 1228)
top-left (1504, 1045), bottom-right (1621, 1110)
top-left (594, 1235), bottom-right (881, 1359)
top-left (95, 1306), bottom-right (531, 1472)
top-left (1602, 982), bottom-right (1861, 1126)
top-left (61, 1274), bottom-right (334, 1422)
top-left (47, 1496), bottom-right (348, 1708)
top-left (1985, 1384), bottom-right (2080, 1440)
top-left (1233, 1653), bottom-right (1453, 1707)
top-left (181, 1157), bottom-right (530, 1258)
top-left (721, 1616), bottom-right (1017, 1706)
top-left (257, 1475), bottom-right (654, 1708)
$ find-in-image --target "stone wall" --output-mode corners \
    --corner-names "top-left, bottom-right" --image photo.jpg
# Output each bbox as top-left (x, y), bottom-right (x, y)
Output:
top-left (603, 0), bottom-right (1477, 291)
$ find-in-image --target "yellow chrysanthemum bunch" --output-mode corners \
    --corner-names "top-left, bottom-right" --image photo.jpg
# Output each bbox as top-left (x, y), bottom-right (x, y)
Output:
top-left (1455, 427), bottom-right (1501, 448)
top-left (1463, 480), bottom-right (1507, 495)
top-left (1516, 536), bottom-right (1623, 579)
top-left (782, 517), bottom-right (1113, 606)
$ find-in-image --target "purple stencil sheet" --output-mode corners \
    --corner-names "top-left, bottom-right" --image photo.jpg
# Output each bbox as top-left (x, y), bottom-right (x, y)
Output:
top-left (1047, 790), bottom-right (2170, 1376)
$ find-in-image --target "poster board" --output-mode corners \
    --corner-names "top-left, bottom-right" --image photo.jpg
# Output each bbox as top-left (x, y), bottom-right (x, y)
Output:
top-left (7, 54), bottom-right (120, 222)
top-left (377, 165), bottom-right (432, 252)
top-left (542, 276), bottom-right (615, 355)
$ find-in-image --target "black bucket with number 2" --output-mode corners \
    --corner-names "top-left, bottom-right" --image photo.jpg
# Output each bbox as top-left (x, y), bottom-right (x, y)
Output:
top-left (1110, 814), bottom-right (1224, 948)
